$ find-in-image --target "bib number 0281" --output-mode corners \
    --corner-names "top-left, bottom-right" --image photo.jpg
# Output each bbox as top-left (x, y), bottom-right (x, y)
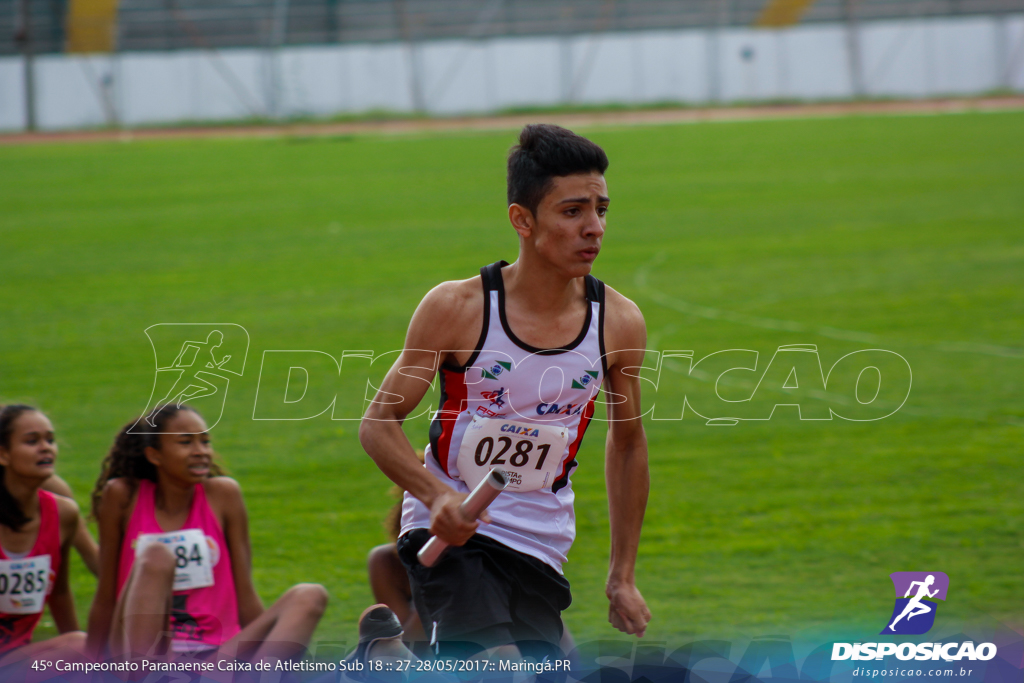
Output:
top-left (456, 416), bottom-right (568, 493)
top-left (474, 437), bottom-right (550, 471)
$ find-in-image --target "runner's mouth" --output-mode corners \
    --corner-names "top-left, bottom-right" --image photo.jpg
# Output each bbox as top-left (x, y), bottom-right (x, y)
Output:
top-left (188, 462), bottom-right (211, 475)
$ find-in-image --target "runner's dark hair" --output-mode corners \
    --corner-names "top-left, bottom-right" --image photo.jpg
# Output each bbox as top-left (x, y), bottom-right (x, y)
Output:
top-left (507, 124), bottom-right (609, 217)
top-left (91, 403), bottom-right (224, 519)
top-left (0, 404), bottom-right (42, 531)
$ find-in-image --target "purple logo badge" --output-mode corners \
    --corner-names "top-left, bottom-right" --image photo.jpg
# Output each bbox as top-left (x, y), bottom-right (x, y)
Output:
top-left (881, 571), bottom-right (949, 635)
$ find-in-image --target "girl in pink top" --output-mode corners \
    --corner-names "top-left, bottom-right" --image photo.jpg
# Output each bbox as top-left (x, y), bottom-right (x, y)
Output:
top-left (0, 405), bottom-right (85, 665)
top-left (86, 404), bottom-right (328, 661)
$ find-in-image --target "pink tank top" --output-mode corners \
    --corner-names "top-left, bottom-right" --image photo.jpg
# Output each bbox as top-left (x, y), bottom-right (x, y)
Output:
top-left (0, 490), bottom-right (61, 654)
top-left (117, 479), bottom-right (239, 652)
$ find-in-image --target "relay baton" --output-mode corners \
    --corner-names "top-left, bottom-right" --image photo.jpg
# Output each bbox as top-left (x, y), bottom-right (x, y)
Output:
top-left (417, 468), bottom-right (509, 567)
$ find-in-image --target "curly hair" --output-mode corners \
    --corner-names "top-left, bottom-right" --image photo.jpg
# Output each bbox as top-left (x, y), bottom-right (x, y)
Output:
top-left (0, 404), bottom-right (40, 531)
top-left (91, 403), bottom-right (224, 519)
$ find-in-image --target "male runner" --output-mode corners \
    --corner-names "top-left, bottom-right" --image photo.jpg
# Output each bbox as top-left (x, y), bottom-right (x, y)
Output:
top-left (360, 124), bottom-right (651, 659)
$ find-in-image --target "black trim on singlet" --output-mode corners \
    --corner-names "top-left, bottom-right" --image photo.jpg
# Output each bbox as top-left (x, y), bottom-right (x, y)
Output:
top-left (552, 461), bottom-right (578, 494)
top-left (492, 260), bottom-right (599, 356)
top-left (591, 276), bottom-right (608, 378)
top-left (428, 371), bottom-right (447, 466)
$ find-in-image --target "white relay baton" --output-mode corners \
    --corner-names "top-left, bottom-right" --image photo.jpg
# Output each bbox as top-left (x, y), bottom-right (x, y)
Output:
top-left (417, 469), bottom-right (509, 567)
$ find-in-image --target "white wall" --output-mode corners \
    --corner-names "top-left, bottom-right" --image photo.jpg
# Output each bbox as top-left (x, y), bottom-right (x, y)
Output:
top-left (0, 57), bottom-right (26, 130)
top-left (2, 13), bottom-right (1022, 132)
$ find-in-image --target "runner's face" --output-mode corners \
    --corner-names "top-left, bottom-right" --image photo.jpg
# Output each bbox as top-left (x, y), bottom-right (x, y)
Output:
top-left (532, 172), bottom-right (608, 276)
top-left (0, 411), bottom-right (57, 481)
top-left (148, 410), bottom-right (213, 484)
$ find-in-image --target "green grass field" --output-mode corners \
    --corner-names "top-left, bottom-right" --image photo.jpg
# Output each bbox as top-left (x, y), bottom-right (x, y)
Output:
top-left (1, 110), bottom-right (1022, 650)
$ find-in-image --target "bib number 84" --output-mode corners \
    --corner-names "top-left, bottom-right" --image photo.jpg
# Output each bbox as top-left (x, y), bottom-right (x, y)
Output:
top-left (174, 544), bottom-right (204, 568)
top-left (135, 529), bottom-right (214, 590)
top-left (474, 437), bottom-right (551, 470)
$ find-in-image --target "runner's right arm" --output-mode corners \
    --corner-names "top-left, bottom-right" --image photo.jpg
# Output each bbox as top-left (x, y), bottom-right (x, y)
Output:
top-left (360, 281), bottom-right (483, 547)
top-left (86, 479), bottom-right (130, 656)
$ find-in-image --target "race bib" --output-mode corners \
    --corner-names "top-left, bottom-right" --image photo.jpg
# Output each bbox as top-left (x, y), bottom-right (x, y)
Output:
top-left (135, 529), bottom-right (214, 591)
top-left (457, 415), bottom-right (569, 492)
top-left (0, 555), bottom-right (51, 615)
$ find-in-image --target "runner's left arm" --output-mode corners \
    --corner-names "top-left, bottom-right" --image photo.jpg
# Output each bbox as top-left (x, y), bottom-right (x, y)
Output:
top-left (603, 291), bottom-right (652, 638)
top-left (217, 478), bottom-right (265, 626)
top-left (42, 474), bottom-right (100, 577)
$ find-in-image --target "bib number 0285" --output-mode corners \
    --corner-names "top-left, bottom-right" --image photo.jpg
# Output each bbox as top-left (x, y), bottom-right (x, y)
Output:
top-left (0, 556), bottom-right (51, 615)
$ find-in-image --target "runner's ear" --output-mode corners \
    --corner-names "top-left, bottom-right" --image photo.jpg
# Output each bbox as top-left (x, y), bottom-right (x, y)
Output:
top-left (143, 444), bottom-right (163, 468)
top-left (509, 203), bottom-right (534, 238)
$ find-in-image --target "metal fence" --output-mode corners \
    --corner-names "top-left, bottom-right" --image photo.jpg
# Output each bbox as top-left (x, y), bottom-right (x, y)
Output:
top-left (4, 0), bottom-right (1024, 55)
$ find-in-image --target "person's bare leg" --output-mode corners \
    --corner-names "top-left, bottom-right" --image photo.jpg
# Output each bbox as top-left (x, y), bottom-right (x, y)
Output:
top-left (367, 544), bottom-right (426, 643)
top-left (559, 620), bottom-right (578, 668)
top-left (218, 583), bottom-right (328, 662)
top-left (116, 542), bottom-right (176, 658)
top-left (0, 631), bottom-right (86, 667)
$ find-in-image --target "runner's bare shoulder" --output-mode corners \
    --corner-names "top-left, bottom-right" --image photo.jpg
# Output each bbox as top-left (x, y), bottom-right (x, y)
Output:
top-left (41, 474), bottom-right (74, 499)
top-left (203, 476), bottom-right (242, 497)
top-left (602, 284), bottom-right (647, 353)
top-left (95, 477), bottom-right (136, 521)
top-left (53, 494), bottom-right (81, 544)
top-left (408, 275), bottom-right (485, 353)
top-left (202, 476), bottom-right (245, 521)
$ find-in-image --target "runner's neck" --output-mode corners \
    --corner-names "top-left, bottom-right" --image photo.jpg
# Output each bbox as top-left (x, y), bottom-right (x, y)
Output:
top-left (153, 478), bottom-right (197, 529)
top-left (0, 481), bottom-right (42, 553)
top-left (502, 258), bottom-right (587, 317)
top-left (2, 474), bottom-right (42, 521)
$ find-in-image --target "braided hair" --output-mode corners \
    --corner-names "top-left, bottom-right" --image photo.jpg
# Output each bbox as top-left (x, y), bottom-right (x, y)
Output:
top-left (0, 404), bottom-right (41, 531)
top-left (91, 403), bottom-right (224, 519)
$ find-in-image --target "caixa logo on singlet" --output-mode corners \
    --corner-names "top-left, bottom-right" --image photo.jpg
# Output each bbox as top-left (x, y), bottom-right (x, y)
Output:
top-left (133, 324), bottom-right (250, 433)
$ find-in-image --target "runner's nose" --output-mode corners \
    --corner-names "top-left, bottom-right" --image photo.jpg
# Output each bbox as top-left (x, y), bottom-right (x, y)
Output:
top-left (583, 208), bottom-right (605, 238)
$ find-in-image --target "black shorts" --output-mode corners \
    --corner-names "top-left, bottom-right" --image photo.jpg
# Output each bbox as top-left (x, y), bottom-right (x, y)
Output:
top-left (397, 528), bottom-right (572, 660)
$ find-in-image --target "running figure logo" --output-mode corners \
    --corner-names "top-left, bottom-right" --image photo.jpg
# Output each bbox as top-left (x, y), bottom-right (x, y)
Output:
top-left (133, 324), bottom-right (249, 433)
top-left (881, 571), bottom-right (949, 635)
